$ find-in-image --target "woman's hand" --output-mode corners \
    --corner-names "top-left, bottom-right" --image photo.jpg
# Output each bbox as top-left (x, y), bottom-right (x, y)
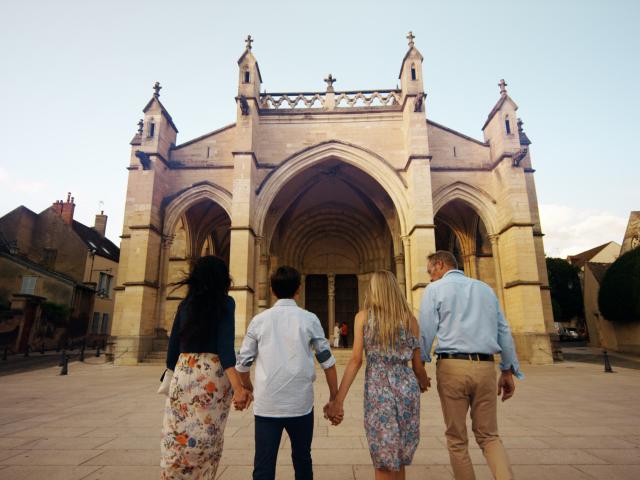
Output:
top-left (232, 387), bottom-right (253, 411)
top-left (323, 400), bottom-right (344, 425)
top-left (419, 375), bottom-right (432, 393)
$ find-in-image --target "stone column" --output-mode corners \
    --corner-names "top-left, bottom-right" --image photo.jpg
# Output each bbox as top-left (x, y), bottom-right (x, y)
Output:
top-left (257, 252), bottom-right (269, 312)
top-left (489, 234), bottom-right (505, 312)
top-left (328, 273), bottom-right (336, 336)
top-left (394, 254), bottom-right (406, 296)
top-left (300, 274), bottom-right (306, 308)
top-left (153, 235), bottom-right (173, 338)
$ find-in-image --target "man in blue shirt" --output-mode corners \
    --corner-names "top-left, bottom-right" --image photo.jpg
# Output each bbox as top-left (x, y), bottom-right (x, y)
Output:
top-left (419, 250), bottom-right (520, 480)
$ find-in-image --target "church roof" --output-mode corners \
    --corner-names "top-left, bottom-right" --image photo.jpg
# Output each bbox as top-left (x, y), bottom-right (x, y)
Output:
top-left (567, 242), bottom-right (617, 269)
top-left (427, 119), bottom-right (488, 146)
top-left (173, 123), bottom-right (236, 150)
top-left (142, 97), bottom-right (179, 133)
top-left (71, 220), bottom-right (120, 262)
top-left (481, 94), bottom-right (518, 131)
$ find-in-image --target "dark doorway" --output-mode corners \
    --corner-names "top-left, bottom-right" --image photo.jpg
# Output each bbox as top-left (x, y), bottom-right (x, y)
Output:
top-left (335, 274), bottom-right (358, 347)
top-left (305, 275), bottom-right (328, 336)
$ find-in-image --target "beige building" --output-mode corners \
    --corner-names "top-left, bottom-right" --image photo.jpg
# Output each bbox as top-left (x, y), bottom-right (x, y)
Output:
top-left (111, 34), bottom-right (555, 365)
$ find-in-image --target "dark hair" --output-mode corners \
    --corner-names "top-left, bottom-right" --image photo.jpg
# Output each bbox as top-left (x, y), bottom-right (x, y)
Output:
top-left (270, 266), bottom-right (301, 299)
top-left (427, 250), bottom-right (458, 269)
top-left (172, 255), bottom-right (231, 346)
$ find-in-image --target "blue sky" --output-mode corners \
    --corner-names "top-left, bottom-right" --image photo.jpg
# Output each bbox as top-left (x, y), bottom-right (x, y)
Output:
top-left (0, 0), bottom-right (637, 257)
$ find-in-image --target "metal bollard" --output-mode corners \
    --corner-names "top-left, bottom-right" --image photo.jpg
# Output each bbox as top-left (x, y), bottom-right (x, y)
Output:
top-left (96, 345), bottom-right (101, 357)
top-left (2, 347), bottom-right (7, 361)
top-left (60, 355), bottom-right (68, 375)
top-left (58, 350), bottom-right (66, 367)
top-left (41, 343), bottom-right (45, 355)
top-left (24, 345), bottom-right (30, 357)
top-left (80, 343), bottom-right (85, 362)
top-left (603, 350), bottom-right (614, 373)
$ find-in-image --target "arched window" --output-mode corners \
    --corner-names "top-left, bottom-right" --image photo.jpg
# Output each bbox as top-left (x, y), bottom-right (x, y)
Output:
top-left (504, 116), bottom-right (511, 135)
top-left (148, 121), bottom-right (155, 138)
top-left (244, 69), bottom-right (250, 84)
top-left (410, 64), bottom-right (417, 81)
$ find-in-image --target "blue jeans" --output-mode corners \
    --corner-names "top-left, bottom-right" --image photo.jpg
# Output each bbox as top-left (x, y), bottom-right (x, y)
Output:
top-left (253, 410), bottom-right (314, 480)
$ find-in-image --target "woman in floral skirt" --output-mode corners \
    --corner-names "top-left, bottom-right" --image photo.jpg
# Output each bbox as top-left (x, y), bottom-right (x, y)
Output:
top-left (161, 256), bottom-right (252, 479)
top-left (326, 271), bottom-right (431, 480)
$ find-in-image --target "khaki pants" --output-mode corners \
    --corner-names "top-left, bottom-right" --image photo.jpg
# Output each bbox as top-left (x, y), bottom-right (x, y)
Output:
top-left (436, 359), bottom-right (514, 480)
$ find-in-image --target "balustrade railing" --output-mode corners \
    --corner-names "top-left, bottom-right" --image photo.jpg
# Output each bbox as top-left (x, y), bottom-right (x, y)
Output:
top-left (259, 89), bottom-right (402, 111)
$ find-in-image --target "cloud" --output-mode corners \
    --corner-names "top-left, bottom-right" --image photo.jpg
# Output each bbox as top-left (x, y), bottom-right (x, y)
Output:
top-left (540, 204), bottom-right (628, 258)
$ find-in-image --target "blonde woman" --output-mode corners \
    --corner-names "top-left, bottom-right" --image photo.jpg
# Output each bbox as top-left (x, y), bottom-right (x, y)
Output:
top-left (325, 271), bottom-right (431, 480)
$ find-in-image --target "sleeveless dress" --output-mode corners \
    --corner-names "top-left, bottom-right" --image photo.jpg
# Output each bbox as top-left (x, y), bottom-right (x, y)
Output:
top-left (363, 312), bottom-right (421, 470)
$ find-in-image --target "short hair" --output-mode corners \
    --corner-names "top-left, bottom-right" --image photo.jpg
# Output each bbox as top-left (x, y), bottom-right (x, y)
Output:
top-left (427, 250), bottom-right (458, 269)
top-left (270, 266), bottom-right (301, 299)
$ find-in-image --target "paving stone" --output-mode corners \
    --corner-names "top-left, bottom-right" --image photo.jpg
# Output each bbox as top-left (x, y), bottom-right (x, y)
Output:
top-left (2, 450), bottom-right (103, 466)
top-left (81, 466), bottom-right (161, 479)
top-left (0, 465), bottom-right (100, 480)
top-left (82, 449), bottom-right (159, 466)
top-left (576, 465), bottom-right (640, 480)
top-left (584, 448), bottom-right (640, 464)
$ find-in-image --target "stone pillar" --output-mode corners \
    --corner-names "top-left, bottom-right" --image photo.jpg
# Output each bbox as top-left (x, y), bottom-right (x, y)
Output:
top-left (489, 235), bottom-right (505, 312)
top-left (394, 254), bottom-right (406, 296)
top-left (153, 235), bottom-right (174, 338)
top-left (257, 252), bottom-right (269, 312)
top-left (328, 273), bottom-right (336, 336)
top-left (299, 274), bottom-right (306, 308)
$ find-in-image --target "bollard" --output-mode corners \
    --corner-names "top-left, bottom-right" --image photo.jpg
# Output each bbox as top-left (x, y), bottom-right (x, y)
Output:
top-left (58, 350), bottom-right (66, 367)
top-left (24, 345), bottom-right (30, 357)
top-left (80, 344), bottom-right (85, 362)
top-left (60, 355), bottom-right (68, 375)
top-left (603, 350), bottom-right (614, 373)
top-left (96, 345), bottom-right (101, 357)
top-left (41, 343), bottom-right (45, 355)
top-left (2, 347), bottom-right (7, 361)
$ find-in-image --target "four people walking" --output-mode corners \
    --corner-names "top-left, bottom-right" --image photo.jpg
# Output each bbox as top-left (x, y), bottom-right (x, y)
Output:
top-left (161, 252), bottom-right (520, 479)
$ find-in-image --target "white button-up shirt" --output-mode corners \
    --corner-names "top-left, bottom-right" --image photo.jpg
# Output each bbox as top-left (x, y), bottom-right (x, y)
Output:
top-left (236, 299), bottom-right (336, 417)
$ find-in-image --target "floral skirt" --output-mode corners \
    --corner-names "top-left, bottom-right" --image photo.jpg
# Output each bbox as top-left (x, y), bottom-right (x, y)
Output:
top-left (161, 353), bottom-right (233, 479)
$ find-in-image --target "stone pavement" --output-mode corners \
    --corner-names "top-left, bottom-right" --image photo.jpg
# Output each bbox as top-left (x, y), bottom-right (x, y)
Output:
top-left (0, 355), bottom-right (639, 480)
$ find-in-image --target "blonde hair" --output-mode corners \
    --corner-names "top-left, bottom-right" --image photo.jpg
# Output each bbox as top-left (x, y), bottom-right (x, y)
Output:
top-left (363, 271), bottom-right (414, 350)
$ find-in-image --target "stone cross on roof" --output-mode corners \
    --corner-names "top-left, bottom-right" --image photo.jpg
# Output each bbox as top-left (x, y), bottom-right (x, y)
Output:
top-left (324, 74), bottom-right (337, 92)
top-left (153, 81), bottom-right (162, 98)
top-left (137, 119), bottom-right (144, 135)
top-left (245, 35), bottom-right (253, 50)
top-left (407, 31), bottom-right (415, 47)
top-left (498, 78), bottom-right (508, 95)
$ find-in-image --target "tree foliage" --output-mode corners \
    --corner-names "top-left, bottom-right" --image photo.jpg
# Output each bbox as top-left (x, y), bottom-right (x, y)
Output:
top-left (598, 248), bottom-right (640, 324)
top-left (546, 257), bottom-right (584, 322)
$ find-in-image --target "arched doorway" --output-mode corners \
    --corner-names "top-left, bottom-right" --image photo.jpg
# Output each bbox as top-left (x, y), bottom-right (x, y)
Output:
top-left (161, 198), bottom-right (231, 331)
top-left (261, 159), bottom-right (402, 345)
top-left (434, 199), bottom-right (497, 290)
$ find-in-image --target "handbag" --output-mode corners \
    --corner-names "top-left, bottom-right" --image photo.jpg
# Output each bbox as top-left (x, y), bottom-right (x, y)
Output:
top-left (157, 368), bottom-right (173, 396)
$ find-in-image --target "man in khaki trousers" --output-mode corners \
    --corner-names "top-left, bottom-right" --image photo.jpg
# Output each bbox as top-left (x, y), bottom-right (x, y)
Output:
top-left (419, 251), bottom-right (522, 480)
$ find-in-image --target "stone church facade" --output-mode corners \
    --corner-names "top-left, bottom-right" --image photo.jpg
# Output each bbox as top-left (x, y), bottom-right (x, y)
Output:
top-left (111, 34), bottom-right (555, 365)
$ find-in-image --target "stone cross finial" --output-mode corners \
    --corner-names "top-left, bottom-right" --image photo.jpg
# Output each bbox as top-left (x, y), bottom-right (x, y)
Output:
top-left (324, 74), bottom-right (337, 92)
top-left (153, 81), bottom-right (162, 98)
top-left (517, 118), bottom-right (524, 132)
top-left (498, 79), bottom-right (508, 95)
top-left (137, 119), bottom-right (144, 135)
top-left (407, 31), bottom-right (415, 47)
top-left (245, 35), bottom-right (253, 50)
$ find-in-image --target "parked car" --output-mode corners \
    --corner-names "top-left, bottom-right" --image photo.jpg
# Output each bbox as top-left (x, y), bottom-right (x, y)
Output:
top-left (559, 327), bottom-right (580, 341)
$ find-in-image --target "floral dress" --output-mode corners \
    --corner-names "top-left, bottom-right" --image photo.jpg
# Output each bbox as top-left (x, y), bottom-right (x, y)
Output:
top-left (161, 352), bottom-right (233, 479)
top-left (363, 312), bottom-right (421, 470)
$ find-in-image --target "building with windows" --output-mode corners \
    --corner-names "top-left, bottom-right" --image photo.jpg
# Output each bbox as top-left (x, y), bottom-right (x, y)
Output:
top-left (0, 195), bottom-right (119, 350)
top-left (112, 33), bottom-right (555, 365)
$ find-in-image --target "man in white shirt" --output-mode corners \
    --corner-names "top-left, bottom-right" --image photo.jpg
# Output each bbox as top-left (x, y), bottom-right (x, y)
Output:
top-left (236, 266), bottom-right (338, 480)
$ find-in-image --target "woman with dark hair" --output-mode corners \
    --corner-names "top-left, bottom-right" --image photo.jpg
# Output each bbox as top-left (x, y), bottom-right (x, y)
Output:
top-left (161, 255), bottom-right (252, 479)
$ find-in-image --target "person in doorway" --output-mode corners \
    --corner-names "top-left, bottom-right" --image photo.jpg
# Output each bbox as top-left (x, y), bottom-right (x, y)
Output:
top-left (161, 256), bottom-right (252, 479)
top-left (333, 323), bottom-right (341, 348)
top-left (325, 271), bottom-right (431, 480)
top-left (340, 321), bottom-right (349, 348)
top-left (236, 266), bottom-right (339, 480)
top-left (419, 250), bottom-right (521, 480)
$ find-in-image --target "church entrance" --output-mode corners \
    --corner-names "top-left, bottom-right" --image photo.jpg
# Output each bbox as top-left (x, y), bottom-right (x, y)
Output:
top-left (262, 158), bottom-right (404, 341)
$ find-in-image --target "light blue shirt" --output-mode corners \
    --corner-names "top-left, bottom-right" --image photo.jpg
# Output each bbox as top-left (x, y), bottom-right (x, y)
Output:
top-left (419, 270), bottom-right (523, 378)
top-left (236, 299), bottom-right (336, 417)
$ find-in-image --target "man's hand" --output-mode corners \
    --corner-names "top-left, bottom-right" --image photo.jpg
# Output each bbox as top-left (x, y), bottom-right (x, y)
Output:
top-left (232, 387), bottom-right (253, 411)
top-left (497, 371), bottom-right (515, 402)
top-left (419, 376), bottom-right (432, 393)
top-left (323, 400), bottom-right (344, 426)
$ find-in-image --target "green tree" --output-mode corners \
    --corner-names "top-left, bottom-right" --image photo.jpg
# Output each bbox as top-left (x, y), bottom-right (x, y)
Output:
top-left (546, 257), bottom-right (584, 322)
top-left (598, 248), bottom-right (640, 324)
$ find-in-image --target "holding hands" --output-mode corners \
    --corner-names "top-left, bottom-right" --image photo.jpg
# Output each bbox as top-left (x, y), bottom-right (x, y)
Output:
top-left (323, 400), bottom-right (344, 426)
top-left (233, 380), bottom-right (254, 411)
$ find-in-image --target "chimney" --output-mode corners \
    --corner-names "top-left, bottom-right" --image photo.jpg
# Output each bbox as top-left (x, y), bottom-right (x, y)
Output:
top-left (51, 192), bottom-right (75, 225)
top-left (94, 210), bottom-right (108, 237)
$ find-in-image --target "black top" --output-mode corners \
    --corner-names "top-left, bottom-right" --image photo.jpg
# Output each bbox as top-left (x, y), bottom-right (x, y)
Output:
top-left (165, 296), bottom-right (236, 371)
